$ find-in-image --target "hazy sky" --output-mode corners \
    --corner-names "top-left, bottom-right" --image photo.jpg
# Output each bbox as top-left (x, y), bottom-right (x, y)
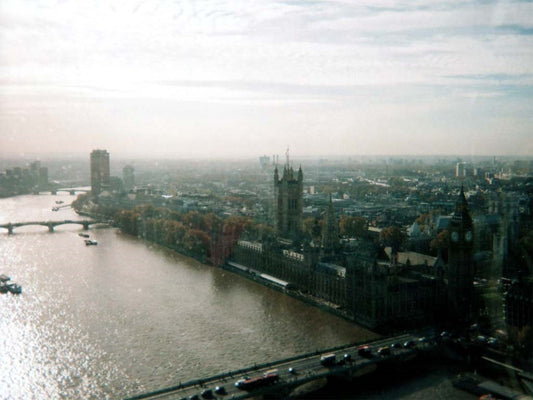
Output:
top-left (1, 0), bottom-right (532, 159)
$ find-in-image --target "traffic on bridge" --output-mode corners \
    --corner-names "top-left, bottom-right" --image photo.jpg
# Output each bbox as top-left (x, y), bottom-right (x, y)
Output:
top-left (126, 333), bottom-right (436, 400)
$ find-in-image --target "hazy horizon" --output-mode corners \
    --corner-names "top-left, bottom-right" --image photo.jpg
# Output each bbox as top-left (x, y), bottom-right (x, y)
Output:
top-left (1, 0), bottom-right (532, 158)
top-left (1, 152), bottom-right (532, 165)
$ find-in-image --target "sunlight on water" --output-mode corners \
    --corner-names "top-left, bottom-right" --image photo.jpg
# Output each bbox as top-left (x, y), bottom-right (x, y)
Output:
top-left (1, 194), bottom-right (378, 398)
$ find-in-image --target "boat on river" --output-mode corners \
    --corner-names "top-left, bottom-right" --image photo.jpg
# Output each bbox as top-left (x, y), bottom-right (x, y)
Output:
top-left (6, 283), bottom-right (22, 294)
top-left (84, 239), bottom-right (98, 246)
top-left (0, 274), bottom-right (10, 293)
top-left (78, 233), bottom-right (90, 238)
top-left (0, 274), bottom-right (22, 294)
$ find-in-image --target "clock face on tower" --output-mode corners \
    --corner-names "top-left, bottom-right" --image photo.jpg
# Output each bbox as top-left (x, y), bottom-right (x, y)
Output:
top-left (465, 231), bottom-right (473, 242)
top-left (451, 231), bottom-right (459, 242)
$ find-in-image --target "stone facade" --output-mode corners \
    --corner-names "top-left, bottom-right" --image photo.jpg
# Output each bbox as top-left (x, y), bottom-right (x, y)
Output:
top-left (447, 186), bottom-right (475, 323)
top-left (230, 170), bottom-right (476, 331)
top-left (273, 165), bottom-right (303, 239)
top-left (346, 259), bottom-right (446, 329)
top-left (232, 239), bottom-right (345, 307)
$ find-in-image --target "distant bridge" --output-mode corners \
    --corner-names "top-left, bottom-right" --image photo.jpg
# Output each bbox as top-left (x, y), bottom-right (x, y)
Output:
top-left (0, 219), bottom-right (111, 234)
top-left (38, 188), bottom-right (90, 195)
top-left (57, 188), bottom-right (90, 195)
top-left (126, 333), bottom-right (436, 400)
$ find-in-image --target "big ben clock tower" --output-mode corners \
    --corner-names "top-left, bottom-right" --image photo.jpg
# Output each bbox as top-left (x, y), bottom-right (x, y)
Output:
top-left (447, 186), bottom-right (475, 323)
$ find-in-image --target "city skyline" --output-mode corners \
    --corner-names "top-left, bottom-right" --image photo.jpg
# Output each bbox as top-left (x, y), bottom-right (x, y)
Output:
top-left (1, 0), bottom-right (532, 158)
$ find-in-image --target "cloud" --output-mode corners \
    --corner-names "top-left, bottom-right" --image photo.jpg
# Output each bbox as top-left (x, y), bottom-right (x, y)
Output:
top-left (0, 0), bottom-right (532, 157)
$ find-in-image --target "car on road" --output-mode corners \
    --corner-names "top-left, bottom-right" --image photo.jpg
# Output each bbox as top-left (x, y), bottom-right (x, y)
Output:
top-left (358, 345), bottom-right (372, 357)
top-left (214, 386), bottom-right (226, 395)
top-left (476, 335), bottom-right (488, 344)
top-left (320, 353), bottom-right (336, 366)
top-left (377, 346), bottom-right (391, 356)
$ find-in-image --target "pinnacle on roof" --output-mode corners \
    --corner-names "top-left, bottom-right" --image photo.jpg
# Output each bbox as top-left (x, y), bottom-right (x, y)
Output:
top-left (456, 185), bottom-right (468, 210)
top-left (452, 185), bottom-right (472, 225)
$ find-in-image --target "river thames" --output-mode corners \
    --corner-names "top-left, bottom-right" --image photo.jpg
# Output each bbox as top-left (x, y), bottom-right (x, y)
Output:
top-left (0, 193), bottom-right (378, 399)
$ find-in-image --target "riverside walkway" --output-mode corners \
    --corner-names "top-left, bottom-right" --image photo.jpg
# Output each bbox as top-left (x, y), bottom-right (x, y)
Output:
top-left (126, 333), bottom-right (435, 400)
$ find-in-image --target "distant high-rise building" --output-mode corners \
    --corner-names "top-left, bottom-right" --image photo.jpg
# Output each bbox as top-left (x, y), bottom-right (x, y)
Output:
top-left (447, 186), bottom-right (475, 323)
top-left (90, 149), bottom-right (110, 195)
top-left (456, 162), bottom-right (473, 178)
top-left (274, 162), bottom-right (303, 239)
top-left (259, 155), bottom-right (270, 170)
top-left (123, 165), bottom-right (135, 191)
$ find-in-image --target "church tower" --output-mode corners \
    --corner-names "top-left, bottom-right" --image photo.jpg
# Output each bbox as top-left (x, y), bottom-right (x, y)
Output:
top-left (273, 150), bottom-right (303, 239)
top-left (447, 186), bottom-right (475, 323)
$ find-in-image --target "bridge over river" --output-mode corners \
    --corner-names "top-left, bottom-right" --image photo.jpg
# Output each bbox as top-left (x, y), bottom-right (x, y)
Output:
top-left (126, 333), bottom-right (435, 400)
top-left (0, 219), bottom-right (111, 234)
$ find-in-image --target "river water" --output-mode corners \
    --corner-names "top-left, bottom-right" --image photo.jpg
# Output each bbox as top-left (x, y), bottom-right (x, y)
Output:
top-left (0, 193), bottom-right (378, 399)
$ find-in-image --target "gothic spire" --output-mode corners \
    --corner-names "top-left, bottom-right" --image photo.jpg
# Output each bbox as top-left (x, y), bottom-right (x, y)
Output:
top-left (452, 185), bottom-right (472, 226)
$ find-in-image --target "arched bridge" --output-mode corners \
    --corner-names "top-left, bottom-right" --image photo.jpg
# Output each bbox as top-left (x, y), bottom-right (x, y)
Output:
top-left (126, 333), bottom-right (437, 400)
top-left (57, 188), bottom-right (90, 195)
top-left (40, 188), bottom-right (90, 195)
top-left (0, 219), bottom-right (111, 234)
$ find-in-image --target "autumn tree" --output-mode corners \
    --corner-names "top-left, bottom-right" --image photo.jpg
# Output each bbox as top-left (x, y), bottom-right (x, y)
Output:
top-left (303, 217), bottom-right (320, 236)
top-left (339, 216), bottom-right (367, 237)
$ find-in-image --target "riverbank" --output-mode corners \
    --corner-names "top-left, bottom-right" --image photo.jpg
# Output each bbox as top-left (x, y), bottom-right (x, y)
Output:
top-left (3, 195), bottom-right (373, 399)
top-left (222, 261), bottom-right (357, 326)
top-left (77, 202), bottom-right (395, 334)
top-left (80, 205), bottom-right (373, 331)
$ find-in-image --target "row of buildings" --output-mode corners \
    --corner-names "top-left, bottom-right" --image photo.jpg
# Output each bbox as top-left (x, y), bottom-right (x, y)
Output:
top-left (231, 161), bottom-right (478, 330)
top-left (87, 149), bottom-right (531, 334)
top-left (0, 161), bottom-right (48, 197)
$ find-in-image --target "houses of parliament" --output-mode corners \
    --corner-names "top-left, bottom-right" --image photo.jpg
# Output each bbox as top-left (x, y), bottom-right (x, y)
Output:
top-left (231, 162), bottom-right (476, 330)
